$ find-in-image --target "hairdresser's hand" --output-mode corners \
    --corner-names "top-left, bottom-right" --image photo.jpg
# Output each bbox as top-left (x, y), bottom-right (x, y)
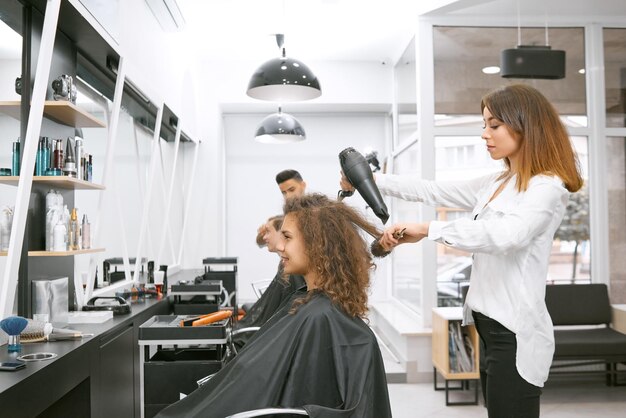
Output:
top-left (379, 223), bottom-right (429, 251)
top-left (339, 171), bottom-right (355, 193)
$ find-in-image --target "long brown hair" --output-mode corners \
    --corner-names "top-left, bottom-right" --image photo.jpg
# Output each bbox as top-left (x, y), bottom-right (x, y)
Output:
top-left (283, 194), bottom-right (380, 319)
top-left (481, 84), bottom-right (583, 192)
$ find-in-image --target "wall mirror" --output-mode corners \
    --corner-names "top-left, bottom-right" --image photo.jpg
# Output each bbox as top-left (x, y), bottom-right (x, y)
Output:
top-left (0, 0), bottom-right (23, 281)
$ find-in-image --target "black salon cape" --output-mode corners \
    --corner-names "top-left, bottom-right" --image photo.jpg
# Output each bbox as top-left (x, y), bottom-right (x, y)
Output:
top-left (155, 293), bottom-right (392, 418)
top-left (237, 272), bottom-right (306, 329)
top-left (233, 273), bottom-right (306, 348)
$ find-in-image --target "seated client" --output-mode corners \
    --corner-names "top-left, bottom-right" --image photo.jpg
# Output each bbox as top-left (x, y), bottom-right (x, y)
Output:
top-left (156, 193), bottom-right (392, 418)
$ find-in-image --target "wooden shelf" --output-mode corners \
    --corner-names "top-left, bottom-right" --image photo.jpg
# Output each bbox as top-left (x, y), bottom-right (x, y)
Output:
top-left (0, 100), bottom-right (106, 128)
top-left (1, 248), bottom-right (105, 257)
top-left (432, 307), bottom-right (480, 379)
top-left (0, 176), bottom-right (104, 190)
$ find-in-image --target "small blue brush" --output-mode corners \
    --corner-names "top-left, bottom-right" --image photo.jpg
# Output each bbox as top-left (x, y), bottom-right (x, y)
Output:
top-left (1, 316), bottom-right (29, 353)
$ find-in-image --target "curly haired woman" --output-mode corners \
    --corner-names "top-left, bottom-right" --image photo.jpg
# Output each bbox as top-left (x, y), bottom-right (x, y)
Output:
top-left (157, 193), bottom-right (392, 418)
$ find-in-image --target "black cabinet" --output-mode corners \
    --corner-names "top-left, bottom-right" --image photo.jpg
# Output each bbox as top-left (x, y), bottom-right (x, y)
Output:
top-left (96, 324), bottom-right (135, 418)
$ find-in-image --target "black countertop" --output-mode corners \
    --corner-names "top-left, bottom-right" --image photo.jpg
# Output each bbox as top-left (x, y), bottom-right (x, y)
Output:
top-left (0, 294), bottom-right (170, 395)
top-left (0, 269), bottom-right (208, 400)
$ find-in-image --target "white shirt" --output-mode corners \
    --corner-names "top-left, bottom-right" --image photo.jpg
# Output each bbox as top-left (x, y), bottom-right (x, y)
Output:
top-left (376, 172), bottom-right (570, 387)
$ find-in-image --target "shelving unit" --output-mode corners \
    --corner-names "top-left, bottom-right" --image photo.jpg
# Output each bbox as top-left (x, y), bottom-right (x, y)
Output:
top-left (432, 307), bottom-right (480, 406)
top-left (0, 176), bottom-right (104, 190)
top-left (0, 100), bottom-right (105, 128)
top-left (28, 248), bottom-right (105, 257)
top-left (1, 248), bottom-right (104, 257)
top-left (0, 176), bottom-right (105, 190)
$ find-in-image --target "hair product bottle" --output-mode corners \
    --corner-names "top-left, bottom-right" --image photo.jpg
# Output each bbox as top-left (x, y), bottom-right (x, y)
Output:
top-left (52, 220), bottom-right (67, 252)
top-left (69, 208), bottom-right (79, 250)
top-left (53, 139), bottom-right (64, 169)
top-left (75, 136), bottom-right (83, 181)
top-left (12, 140), bottom-right (20, 176)
top-left (81, 214), bottom-right (90, 250)
top-left (63, 139), bottom-right (77, 178)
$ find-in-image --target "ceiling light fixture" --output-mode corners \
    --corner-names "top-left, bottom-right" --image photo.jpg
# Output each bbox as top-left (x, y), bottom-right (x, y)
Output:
top-left (247, 34), bottom-right (321, 102)
top-left (254, 107), bottom-right (306, 143)
top-left (500, 1), bottom-right (565, 80)
top-left (482, 66), bottom-right (500, 74)
top-left (578, 68), bottom-right (585, 74)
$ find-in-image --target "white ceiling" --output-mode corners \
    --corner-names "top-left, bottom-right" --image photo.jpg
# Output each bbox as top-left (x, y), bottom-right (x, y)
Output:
top-left (428, 0), bottom-right (626, 19)
top-left (176, 0), bottom-right (441, 63)
top-left (177, 0), bottom-right (626, 64)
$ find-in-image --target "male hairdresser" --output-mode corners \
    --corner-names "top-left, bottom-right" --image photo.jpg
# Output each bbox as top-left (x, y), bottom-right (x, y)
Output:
top-left (256, 169), bottom-right (307, 246)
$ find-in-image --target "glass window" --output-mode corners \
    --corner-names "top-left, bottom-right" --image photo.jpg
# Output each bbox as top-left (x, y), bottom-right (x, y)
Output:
top-left (391, 141), bottom-right (422, 312)
top-left (393, 38), bottom-right (417, 147)
top-left (607, 137), bottom-right (626, 302)
top-left (604, 28), bottom-right (626, 128)
top-left (435, 137), bottom-right (502, 306)
top-left (433, 26), bottom-right (587, 128)
top-left (550, 137), bottom-right (589, 284)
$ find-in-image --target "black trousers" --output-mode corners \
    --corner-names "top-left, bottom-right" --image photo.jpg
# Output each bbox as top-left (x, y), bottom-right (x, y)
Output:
top-left (472, 311), bottom-right (542, 418)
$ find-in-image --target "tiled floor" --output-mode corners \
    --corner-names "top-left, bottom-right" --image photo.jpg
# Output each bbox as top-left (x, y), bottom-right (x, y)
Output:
top-left (388, 377), bottom-right (626, 417)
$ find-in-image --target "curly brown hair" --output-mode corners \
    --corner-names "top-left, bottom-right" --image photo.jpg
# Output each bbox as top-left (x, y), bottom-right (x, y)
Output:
top-left (283, 193), bottom-right (381, 318)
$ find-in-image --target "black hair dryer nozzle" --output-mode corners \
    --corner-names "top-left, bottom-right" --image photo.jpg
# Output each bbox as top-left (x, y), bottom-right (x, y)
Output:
top-left (339, 147), bottom-right (389, 224)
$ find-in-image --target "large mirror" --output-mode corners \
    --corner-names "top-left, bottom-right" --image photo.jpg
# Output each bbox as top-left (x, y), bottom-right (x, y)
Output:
top-left (0, 0), bottom-right (22, 281)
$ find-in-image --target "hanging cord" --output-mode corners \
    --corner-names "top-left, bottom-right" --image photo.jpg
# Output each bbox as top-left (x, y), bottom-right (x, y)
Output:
top-left (516, 0), bottom-right (521, 46)
top-left (543, 8), bottom-right (550, 46)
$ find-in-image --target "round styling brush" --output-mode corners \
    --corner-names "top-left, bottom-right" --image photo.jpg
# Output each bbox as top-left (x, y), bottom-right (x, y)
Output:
top-left (20, 319), bottom-right (53, 343)
top-left (0, 316), bottom-right (29, 352)
top-left (21, 320), bottom-right (89, 342)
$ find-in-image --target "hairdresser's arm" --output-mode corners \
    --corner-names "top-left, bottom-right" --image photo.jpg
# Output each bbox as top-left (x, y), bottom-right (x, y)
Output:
top-left (427, 179), bottom-right (566, 255)
top-left (381, 178), bottom-right (567, 255)
top-left (374, 173), bottom-right (497, 211)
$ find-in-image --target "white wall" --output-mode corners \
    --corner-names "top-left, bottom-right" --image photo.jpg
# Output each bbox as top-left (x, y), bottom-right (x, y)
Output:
top-left (0, 59), bottom-right (21, 101)
top-left (223, 112), bottom-right (390, 303)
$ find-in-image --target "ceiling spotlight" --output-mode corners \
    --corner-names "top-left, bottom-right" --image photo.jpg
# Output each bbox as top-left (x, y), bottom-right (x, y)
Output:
top-left (578, 68), bottom-right (586, 74)
top-left (254, 107), bottom-right (306, 143)
top-left (482, 66), bottom-right (500, 75)
top-left (247, 34), bottom-right (321, 102)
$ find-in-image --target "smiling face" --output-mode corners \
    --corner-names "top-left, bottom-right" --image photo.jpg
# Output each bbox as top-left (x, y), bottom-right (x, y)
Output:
top-left (276, 214), bottom-right (309, 276)
top-left (482, 106), bottom-right (521, 168)
top-left (262, 221), bottom-right (283, 253)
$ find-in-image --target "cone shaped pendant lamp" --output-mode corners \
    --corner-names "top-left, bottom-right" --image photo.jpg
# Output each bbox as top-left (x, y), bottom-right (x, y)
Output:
top-left (247, 34), bottom-right (321, 102)
top-left (255, 107), bottom-right (306, 143)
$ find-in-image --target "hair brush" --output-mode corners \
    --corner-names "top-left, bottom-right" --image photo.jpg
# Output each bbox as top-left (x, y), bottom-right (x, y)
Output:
top-left (370, 228), bottom-right (406, 258)
top-left (21, 319), bottom-right (91, 342)
top-left (20, 319), bottom-right (53, 343)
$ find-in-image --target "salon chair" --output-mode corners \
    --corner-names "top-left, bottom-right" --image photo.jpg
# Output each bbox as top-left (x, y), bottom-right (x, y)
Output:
top-left (251, 279), bottom-right (273, 299)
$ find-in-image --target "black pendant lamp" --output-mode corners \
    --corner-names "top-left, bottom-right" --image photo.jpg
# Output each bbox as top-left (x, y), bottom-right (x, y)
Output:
top-left (255, 107), bottom-right (306, 143)
top-left (247, 34), bottom-right (321, 102)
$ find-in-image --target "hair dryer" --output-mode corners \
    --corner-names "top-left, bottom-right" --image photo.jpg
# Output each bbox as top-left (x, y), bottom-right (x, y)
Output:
top-left (338, 147), bottom-right (389, 224)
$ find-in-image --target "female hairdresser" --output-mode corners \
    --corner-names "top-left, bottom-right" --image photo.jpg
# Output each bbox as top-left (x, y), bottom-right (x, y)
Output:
top-left (156, 194), bottom-right (392, 418)
top-left (342, 84), bottom-right (583, 417)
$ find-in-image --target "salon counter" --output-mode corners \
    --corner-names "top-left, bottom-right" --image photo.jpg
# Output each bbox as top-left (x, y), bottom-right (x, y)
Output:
top-left (0, 294), bottom-right (171, 418)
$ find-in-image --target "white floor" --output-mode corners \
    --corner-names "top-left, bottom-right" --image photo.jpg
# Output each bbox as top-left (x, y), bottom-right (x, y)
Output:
top-left (387, 377), bottom-right (626, 417)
